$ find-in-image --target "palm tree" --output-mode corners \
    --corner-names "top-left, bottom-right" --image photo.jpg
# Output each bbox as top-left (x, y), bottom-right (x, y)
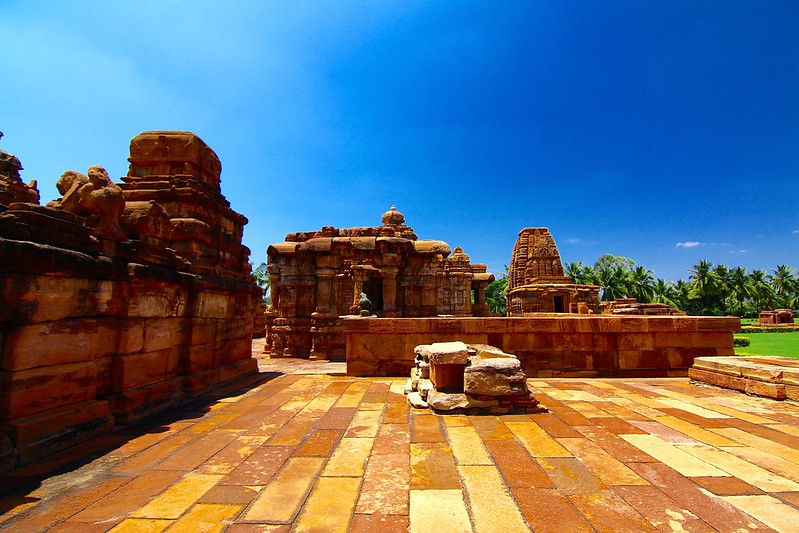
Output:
top-left (630, 266), bottom-right (656, 303)
top-left (688, 260), bottom-right (716, 313)
top-left (712, 264), bottom-right (732, 314)
top-left (595, 264), bottom-right (630, 301)
top-left (653, 278), bottom-right (678, 308)
top-left (770, 265), bottom-right (797, 308)
top-left (565, 262), bottom-right (586, 282)
top-left (748, 269), bottom-right (771, 313)
top-left (672, 279), bottom-right (693, 312)
top-left (251, 262), bottom-right (271, 304)
top-left (729, 266), bottom-right (751, 316)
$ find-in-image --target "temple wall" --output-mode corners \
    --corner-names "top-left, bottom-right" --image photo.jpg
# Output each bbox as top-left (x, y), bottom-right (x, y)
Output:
top-left (344, 316), bottom-right (740, 377)
top-left (0, 131), bottom-right (259, 472)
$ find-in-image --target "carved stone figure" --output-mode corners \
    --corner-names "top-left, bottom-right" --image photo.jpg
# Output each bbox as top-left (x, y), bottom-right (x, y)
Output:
top-left (48, 166), bottom-right (126, 240)
top-left (358, 292), bottom-right (372, 316)
top-left (0, 145), bottom-right (39, 206)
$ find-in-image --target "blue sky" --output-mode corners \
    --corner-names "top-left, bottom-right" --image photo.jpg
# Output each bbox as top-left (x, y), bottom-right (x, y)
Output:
top-left (2, 1), bottom-right (797, 282)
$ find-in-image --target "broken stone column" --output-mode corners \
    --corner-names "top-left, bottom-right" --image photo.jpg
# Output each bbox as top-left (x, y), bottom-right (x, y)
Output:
top-left (406, 341), bottom-right (541, 414)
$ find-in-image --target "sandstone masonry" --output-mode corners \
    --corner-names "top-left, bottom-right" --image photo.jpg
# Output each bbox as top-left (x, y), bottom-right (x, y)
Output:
top-left (0, 131), bottom-right (259, 471)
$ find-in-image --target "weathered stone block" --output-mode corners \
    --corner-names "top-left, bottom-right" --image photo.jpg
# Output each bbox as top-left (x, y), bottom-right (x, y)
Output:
top-left (179, 343), bottom-right (216, 374)
top-left (106, 381), bottom-right (183, 424)
top-left (688, 368), bottom-right (746, 391)
top-left (184, 318), bottom-right (217, 346)
top-left (217, 358), bottom-right (258, 385)
top-left (143, 317), bottom-right (183, 353)
top-left (0, 362), bottom-right (98, 419)
top-left (111, 348), bottom-right (178, 392)
top-left (195, 292), bottom-right (233, 318)
top-left (464, 356), bottom-right (527, 396)
top-left (426, 390), bottom-right (495, 411)
top-left (116, 319), bottom-right (145, 354)
top-left (1, 275), bottom-right (118, 323)
top-left (692, 356), bottom-right (742, 376)
top-left (1, 399), bottom-right (113, 465)
top-left (740, 365), bottom-right (783, 383)
top-left (2, 318), bottom-right (115, 371)
top-left (126, 284), bottom-right (185, 318)
top-left (619, 333), bottom-right (656, 351)
top-left (423, 341), bottom-right (470, 365)
top-left (744, 379), bottom-right (786, 400)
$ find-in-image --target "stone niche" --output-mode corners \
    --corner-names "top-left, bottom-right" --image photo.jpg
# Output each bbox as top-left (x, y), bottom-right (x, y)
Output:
top-left (506, 227), bottom-right (600, 315)
top-left (265, 206), bottom-right (494, 361)
top-left (0, 131), bottom-right (259, 472)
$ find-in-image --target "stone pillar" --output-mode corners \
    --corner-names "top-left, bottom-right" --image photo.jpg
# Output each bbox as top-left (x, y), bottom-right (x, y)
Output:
top-left (352, 278), bottom-right (363, 308)
top-left (313, 268), bottom-right (335, 317)
top-left (267, 266), bottom-right (280, 313)
top-left (381, 266), bottom-right (398, 316)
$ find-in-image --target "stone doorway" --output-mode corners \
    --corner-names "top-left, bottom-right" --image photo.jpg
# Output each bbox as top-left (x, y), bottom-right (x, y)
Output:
top-left (363, 276), bottom-right (384, 312)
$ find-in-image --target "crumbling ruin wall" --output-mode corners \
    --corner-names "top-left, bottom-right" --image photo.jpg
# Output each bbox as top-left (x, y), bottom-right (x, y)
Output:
top-left (344, 316), bottom-right (740, 377)
top-left (0, 131), bottom-right (259, 471)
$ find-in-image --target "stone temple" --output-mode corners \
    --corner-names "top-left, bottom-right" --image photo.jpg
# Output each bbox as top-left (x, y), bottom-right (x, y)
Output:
top-left (265, 206), bottom-right (494, 360)
top-left (506, 227), bottom-right (600, 315)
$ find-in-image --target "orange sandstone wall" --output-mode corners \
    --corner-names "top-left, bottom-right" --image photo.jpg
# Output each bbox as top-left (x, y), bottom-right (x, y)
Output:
top-left (0, 131), bottom-right (259, 472)
top-left (344, 316), bottom-right (740, 377)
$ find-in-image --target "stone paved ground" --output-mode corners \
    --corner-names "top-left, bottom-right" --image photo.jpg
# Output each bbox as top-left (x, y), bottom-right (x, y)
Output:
top-left (2, 348), bottom-right (799, 532)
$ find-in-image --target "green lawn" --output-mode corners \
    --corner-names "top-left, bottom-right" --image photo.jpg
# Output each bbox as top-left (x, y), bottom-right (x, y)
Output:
top-left (734, 332), bottom-right (799, 358)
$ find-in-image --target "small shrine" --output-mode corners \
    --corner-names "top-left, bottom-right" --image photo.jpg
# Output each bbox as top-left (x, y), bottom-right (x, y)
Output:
top-left (265, 206), bottom-right (494, 359)
top-left (758, 309), bottom-right (796, 326)
top-left (506, 227), bottom-right (600, 315)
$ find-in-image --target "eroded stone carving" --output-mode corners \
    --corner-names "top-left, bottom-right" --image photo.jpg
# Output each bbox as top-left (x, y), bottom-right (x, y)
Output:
top-left (48, 165), bottom-right (126, 240)
top-left (0, 138), bottom-right (40, 206)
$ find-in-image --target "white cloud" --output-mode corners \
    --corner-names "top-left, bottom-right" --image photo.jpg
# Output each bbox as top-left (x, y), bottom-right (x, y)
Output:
top-left (676, 241), bottom-right (701, 248)
top-left (793, 230), bottom-right (799, 234)
top-left (565, 238), bottom-right (582, 244)
top-left (729, 249), bottom-right (749, 254)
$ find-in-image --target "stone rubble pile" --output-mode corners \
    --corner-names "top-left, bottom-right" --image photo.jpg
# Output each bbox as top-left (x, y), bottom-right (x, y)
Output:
top-left (405, 341), bottom-right (541, 414)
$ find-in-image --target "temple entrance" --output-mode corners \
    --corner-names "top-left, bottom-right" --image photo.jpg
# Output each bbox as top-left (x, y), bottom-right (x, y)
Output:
top-left (553, 295), bottom-right (565, 313)
top-left (363, 277), bottom-right (384, 312)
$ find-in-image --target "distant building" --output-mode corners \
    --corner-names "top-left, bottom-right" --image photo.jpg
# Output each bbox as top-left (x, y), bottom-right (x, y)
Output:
top-left (506, 227), bottom-right (600, 315)
top-left (265, 206), bottom-right (494, 359)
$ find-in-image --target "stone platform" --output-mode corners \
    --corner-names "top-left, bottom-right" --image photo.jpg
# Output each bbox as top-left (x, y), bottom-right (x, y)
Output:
top-left (690, 355), bottom-right (799, 401)
top-left (1, 349), bottom-right (799, 531)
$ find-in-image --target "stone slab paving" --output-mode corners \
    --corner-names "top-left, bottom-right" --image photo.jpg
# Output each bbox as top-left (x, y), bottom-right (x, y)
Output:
top-left (2, 359), bottom-right (799, 531)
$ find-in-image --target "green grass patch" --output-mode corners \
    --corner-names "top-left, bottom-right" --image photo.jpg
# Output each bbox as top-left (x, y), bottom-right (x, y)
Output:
top-left (740, 317), bottom-right (758, 325)
top-left (734, 332), bottom-right (799, 358)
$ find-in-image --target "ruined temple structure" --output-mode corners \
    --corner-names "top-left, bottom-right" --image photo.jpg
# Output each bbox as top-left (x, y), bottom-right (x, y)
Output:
top-left (758, 309), bottom-right (796, 326)
top-left (506, 227), bottom-right (600, 315)
top-left (266, 206), bottom-right (494, 360)
top-left (0, 131), bottom-right (259, 471)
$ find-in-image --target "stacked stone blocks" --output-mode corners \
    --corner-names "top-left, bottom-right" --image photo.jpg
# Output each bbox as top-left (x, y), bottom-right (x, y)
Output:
top-left (0, 131), bottom-right (259, 471)
top-left (690, 356), bottom-right (799, 401)
top-left (345, 315), bottom-right (739, 377)
top-left (405, 341), bottom-right (540, 414)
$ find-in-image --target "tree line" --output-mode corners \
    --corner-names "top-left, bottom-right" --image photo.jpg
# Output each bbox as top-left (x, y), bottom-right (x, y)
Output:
top-left (485, 255), bottom-right (799, 317)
